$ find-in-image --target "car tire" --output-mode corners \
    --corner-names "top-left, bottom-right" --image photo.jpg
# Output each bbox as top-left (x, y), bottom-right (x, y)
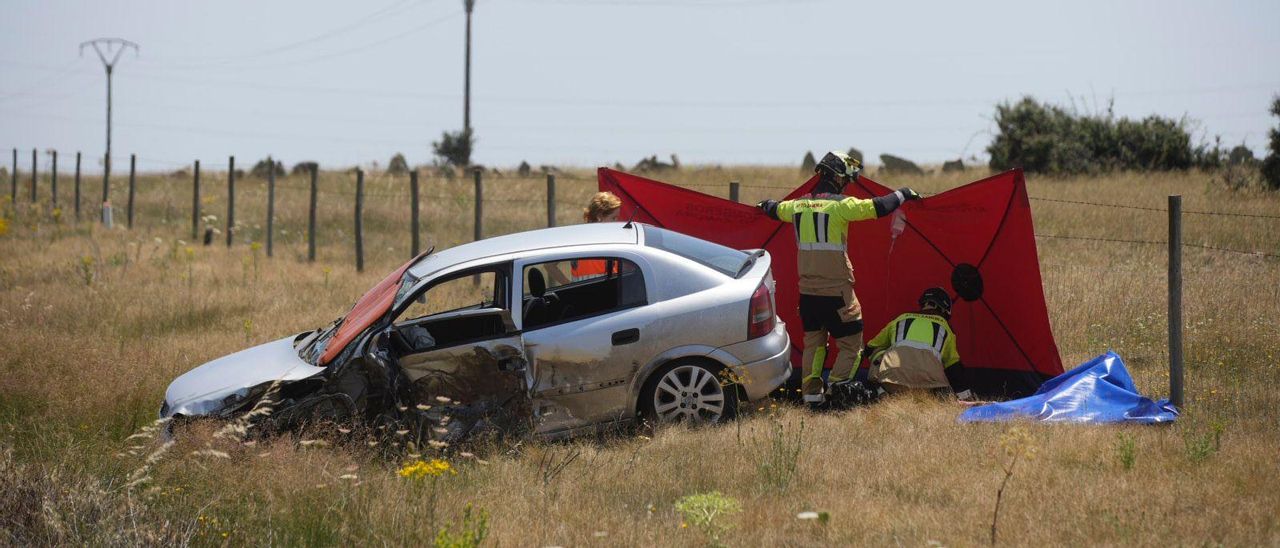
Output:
top-left (639, 360), bottom-right (738, 426)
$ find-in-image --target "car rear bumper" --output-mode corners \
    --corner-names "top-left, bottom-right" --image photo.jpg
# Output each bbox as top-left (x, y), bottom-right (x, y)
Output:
top-left (719, 321), bottom-right (791, 401)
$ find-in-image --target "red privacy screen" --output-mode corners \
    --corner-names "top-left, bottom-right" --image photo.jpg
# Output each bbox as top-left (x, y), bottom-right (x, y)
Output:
top-left (599, 167), bottom-right (1063, 396)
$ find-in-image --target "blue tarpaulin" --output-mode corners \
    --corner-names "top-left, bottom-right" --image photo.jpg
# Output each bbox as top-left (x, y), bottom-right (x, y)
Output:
top-left (959, 351), bottom-right (1179, 424)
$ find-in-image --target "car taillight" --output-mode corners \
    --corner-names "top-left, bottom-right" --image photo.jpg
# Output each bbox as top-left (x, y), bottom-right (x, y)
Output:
top-left (748, 282), bottom-right (775, 339)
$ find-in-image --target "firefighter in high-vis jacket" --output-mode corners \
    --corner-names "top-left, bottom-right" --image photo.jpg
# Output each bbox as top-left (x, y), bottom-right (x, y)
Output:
top-left (863, 287), bottom-right (973, 400)
top-left (757, 151), bottom-right (922, 405)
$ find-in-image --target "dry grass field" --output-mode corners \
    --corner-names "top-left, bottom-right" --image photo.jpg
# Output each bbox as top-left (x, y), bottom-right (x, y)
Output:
top-left (1, 165), bottom-right (1278, 546)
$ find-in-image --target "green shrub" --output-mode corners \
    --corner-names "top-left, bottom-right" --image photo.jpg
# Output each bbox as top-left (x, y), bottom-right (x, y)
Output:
top-left (675, 491), bottom-right (741, 546)
top-left (433, 129), bottom-right (475, 168)
top-left (987, 96), bottom-right (1198, 174)
top-left (1263, 96), bottom-right (1280, 190)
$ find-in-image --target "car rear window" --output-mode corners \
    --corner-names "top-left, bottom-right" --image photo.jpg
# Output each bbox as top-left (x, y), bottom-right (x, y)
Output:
top-left (642, 225), bottom-right (748, 277)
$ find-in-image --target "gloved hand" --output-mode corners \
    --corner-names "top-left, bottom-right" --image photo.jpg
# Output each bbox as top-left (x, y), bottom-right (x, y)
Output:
top-left (757, 199), bottom-right (780, 220)
top-left (897, 187), bottom-right (922, 201)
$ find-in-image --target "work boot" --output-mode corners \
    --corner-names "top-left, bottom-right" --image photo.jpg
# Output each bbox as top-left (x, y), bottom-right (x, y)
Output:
top-left (801, 377), bottom-right (826, 405)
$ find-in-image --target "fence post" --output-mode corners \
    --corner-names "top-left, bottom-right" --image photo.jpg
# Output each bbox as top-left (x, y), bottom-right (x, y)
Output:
top-left (49, 151), bottom-right (57, 208)
top-left (308, 164), bottom-right (318, 262)
top-left (30, 148), bottom-right (36, 202)
top-left (729, 180), bottom-right (740, 203)
top-left (9, 148), bottom-right (15, 204)
top-left (1168, 195), bottom-right (1184, 409)
top-left (473, 168), bottom-right (483, 242)
top-left (192, 160), bottom-right (200, 240)
top-left (74, 152), bottom-right (81, 220)
top-left (410, 170), bottom-right (420, 257)
top-left (354, 168), bottom-right (364, 272)
top-left (546, 173), bottom-right (556, 227)
top-left (226, 156), bottom-right (235, 247)
top-left (127, 154), bottom-right (136, 229)
top-left (266, 156), bottom-right (275, 258)
top-left (50, 150), bottom-right (57, 209)
top-left (101, 152), bottom-right (110, 225)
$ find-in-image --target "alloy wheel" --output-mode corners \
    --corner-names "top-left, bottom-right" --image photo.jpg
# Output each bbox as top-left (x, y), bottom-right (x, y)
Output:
top-left (651, 365), bottom-right (726, 424)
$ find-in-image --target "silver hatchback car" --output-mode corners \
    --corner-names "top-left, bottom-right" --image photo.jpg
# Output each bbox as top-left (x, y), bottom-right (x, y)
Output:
top-left (161, 222), bottom-right (790, 440)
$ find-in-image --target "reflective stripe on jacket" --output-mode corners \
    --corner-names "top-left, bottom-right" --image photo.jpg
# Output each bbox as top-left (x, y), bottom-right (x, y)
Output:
top-left (867, 312), bottom-right (960, 368)
top-left (775, 193), bottom-right (878, 296)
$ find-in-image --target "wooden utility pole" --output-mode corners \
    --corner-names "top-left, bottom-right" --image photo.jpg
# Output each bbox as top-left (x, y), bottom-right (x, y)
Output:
top-left (463, 0), bottom-right (475, 131)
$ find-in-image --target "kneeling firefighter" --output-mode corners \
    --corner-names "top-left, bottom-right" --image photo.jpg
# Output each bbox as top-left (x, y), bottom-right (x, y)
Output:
top-left (857, 287), bottom-right (973, 401)
top-left (757, 151), bottom-right (921, 405)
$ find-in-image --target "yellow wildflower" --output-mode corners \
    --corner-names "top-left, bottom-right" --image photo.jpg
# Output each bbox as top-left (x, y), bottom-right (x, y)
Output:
top-left (397, 458), bottom-right (456, 480)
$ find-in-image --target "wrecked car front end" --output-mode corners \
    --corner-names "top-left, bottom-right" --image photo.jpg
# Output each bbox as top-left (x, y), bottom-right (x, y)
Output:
top-left (161, 332), bottom-right (327, 419)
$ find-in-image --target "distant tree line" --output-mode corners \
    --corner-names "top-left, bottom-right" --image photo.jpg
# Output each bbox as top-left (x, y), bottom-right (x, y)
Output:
top-left (987, 95), bottom-right (1280, 190)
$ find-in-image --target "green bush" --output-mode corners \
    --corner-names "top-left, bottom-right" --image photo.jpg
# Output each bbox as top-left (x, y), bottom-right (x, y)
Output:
top-left (433, 129), bottom-right (475, 168)
top-left (987, 97), bottom-right (1198, 174)
top-left (675, 491), bottom-right (741, 545)
top-left (1263, 96), bottom-right (1280, 190)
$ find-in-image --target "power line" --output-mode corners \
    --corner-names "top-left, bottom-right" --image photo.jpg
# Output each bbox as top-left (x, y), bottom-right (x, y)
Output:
top-left (0, 59), bottom-right (83, 100)
top-left (1034, 233), bottom-right (1279, 259)
top-left (137, 0), bottom-right (436, 69)
top-left (1029, 196), bottom-right (1280, 220)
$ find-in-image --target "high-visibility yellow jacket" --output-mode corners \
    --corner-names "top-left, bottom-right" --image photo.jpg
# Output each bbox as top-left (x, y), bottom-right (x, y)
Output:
top-left (867, 312), bottom-right (961, 368)
top-left (866, 312), bottom-right (967, 392)
top-left (775, 193), bottom-right (879, 296)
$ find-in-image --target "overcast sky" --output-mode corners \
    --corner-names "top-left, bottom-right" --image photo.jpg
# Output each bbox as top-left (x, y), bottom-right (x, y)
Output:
top-left (2, 0), bottom-right (1277, 172)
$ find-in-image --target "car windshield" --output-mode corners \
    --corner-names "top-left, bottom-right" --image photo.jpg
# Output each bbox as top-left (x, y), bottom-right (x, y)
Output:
top-left (298, 249), bottom-right (435, 366)
top-left (642, 225), bottom-right (749, 277)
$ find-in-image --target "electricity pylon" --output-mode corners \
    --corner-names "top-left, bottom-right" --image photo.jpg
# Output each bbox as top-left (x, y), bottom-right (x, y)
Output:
top-left (79, 37), bottom-right (138, 209)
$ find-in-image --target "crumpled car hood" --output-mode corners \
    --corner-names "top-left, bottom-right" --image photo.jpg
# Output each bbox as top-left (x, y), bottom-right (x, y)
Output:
top-left (164, 335), bottom-right (326, 417)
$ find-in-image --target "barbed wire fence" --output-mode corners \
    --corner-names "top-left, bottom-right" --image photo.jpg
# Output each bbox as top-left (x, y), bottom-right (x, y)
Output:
top-left (5, 147), bottom-right (1279, 271)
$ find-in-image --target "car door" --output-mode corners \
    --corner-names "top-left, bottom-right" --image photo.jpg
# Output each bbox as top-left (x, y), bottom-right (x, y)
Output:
top-left (516, 253), bottom-right (653, 434)
top-left (388, 264), bottom-right (534, 436)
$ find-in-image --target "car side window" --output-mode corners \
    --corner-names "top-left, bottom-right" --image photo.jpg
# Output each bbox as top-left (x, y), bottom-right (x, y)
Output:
top-left (390, 269), bottom-right (512, 354)
top-left (398, 270), bottom-right (500, 323)
top-left (522, 257), bottom-right (646, 330)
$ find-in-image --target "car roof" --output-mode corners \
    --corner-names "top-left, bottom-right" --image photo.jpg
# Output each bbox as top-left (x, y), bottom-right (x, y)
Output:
top-left (406, 222), bottom-right (643, 278)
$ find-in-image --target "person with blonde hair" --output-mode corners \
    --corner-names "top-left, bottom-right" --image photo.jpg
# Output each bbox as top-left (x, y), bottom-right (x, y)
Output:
top-left (583, 191), bottom-right (622, 223)
top-left (547, 192), bottom-right (625, 285)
